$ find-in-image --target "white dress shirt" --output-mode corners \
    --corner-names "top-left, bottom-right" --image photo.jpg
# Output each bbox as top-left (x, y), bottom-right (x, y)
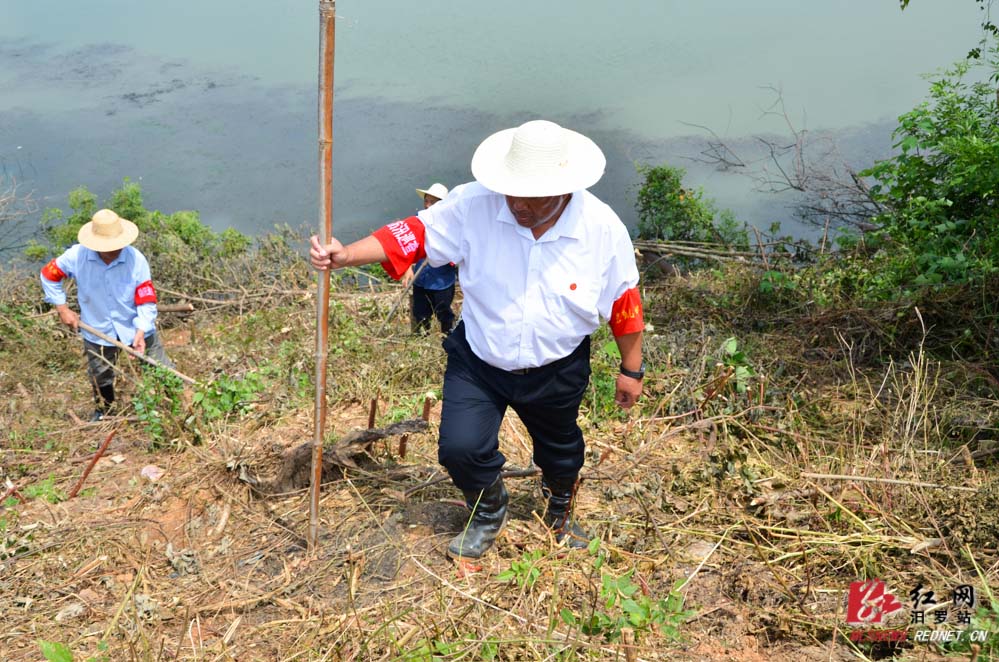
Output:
top-left (417, 182), bottom-right (639, 370)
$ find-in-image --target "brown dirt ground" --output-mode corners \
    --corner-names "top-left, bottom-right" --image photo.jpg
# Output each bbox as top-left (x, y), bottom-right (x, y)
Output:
top-left (3, 307), bottom-right (997, 662)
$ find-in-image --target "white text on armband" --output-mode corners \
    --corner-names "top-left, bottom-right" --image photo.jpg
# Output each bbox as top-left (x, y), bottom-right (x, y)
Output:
top-left (387, 221), bottom-right (419, 255)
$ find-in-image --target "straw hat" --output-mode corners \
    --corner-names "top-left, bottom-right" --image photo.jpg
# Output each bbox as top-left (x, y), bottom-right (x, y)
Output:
top-left (415, 183), bottom-right (449, 201)
top-left (77, 209), bottom-right (139, 252)
top-left (470, 120), bottom-right (605, 197)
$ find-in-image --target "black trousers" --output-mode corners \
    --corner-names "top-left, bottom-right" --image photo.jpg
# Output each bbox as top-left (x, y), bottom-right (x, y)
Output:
top-left (438, 322), bottom-right (591, 491)
top-left (412, 284), bottom-right (456, 334)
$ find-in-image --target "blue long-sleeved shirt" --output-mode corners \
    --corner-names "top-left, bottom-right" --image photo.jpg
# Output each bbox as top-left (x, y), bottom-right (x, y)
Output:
top-left (40, 244), bottom-right (159, 346)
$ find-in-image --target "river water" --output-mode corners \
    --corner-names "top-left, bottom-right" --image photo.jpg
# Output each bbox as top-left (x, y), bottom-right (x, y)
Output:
top-left (0, 1), bottom-right (982, 246)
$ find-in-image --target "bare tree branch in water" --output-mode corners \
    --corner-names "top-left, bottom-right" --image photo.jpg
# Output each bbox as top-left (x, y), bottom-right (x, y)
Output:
top-left (755, 86), bottom-right (882, 230)
top-left (677, 120), bottom-right (747, 171)
top-left (681, 86), bottom-right (883, 233)
top-left (0, 180), bottom-right (37, 255)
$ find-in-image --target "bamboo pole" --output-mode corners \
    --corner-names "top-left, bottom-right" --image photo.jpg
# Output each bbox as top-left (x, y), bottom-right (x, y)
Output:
top-left (76, 320), bottom-right (196, 385)
top-left (310, 0), bottom-right (336, 553)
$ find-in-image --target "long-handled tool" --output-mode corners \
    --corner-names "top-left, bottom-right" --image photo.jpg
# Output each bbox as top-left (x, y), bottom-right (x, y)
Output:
top-left (77, 319), bottom-right (196, 385)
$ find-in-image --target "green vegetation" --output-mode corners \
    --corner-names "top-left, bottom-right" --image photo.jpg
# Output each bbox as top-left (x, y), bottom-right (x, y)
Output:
top-left (133, 367), bottom-right (185, 447)
top-left (496, 549), bottom-right (545, 588)
top-left (859, 46), bottom-right (999, 292)
top-left (37, 639), bottom-right (109, 662)
top-left (635, 163), bottom-right (748, 247)
top-left (30, 179), bottom-right (251, 262)
top-left (560, 542), bottom-right (693, 645)
top-left (24, 475), bottom-right (65, 504)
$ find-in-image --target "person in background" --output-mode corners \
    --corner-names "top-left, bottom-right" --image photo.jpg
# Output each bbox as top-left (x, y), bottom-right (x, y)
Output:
top-left (311, 120), bottom-right (644, 561)
top-left (401, 183), bottom-right (457, 334)
top-left (40, 208), bottom-right (174, 422)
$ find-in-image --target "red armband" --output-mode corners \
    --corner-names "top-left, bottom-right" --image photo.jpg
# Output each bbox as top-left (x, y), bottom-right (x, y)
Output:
top-left (609, 287), bottom-right (644, 337)
top-left (41, 259), bottom-right (66, 282)
top-left (371, 216), bottom-right (427, 280)
top-left (134, 280), bottom-right (158, 305)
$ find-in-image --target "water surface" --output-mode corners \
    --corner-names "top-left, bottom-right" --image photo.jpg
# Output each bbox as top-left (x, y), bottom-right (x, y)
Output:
top-left (0, 1), bottom-right (982, 245)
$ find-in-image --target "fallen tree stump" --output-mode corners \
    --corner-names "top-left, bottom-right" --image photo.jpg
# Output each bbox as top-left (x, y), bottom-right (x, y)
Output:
top-left (239, 419), bottom-right (430, 495)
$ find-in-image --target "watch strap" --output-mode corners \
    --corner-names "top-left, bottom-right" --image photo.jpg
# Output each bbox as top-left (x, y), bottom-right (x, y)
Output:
top-left (620, 362), bottom-right (645, 380)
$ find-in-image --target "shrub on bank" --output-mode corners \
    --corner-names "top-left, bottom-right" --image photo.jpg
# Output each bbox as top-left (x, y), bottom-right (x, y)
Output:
top-left (857, 38), bottom-right (999, 293)
top-left (24, 179), bottom-right (312, 297)
top-left (634, 163), bottom-right (748, 247)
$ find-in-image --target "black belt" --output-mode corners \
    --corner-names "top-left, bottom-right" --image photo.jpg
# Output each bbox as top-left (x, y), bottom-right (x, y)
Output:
top-left (507, 367), bottom-right (533, 375)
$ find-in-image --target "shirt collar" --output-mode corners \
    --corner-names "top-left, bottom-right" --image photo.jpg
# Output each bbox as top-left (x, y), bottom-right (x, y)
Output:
top-left (495, 191), bottom-right (584, 243)
top-left (84, 246), bottom-right (128, 267)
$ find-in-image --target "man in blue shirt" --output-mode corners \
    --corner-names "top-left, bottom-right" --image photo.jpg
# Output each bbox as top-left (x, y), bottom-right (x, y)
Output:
top-left (401, 183), bottom-right (457, 334)
top-left (41, 209), bottom-right (173, 421)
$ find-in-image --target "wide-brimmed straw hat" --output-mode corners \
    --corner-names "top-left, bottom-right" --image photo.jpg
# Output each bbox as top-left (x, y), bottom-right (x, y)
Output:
top-left (78, 209), bottom-right (139, 252)
top-left (415, 183), bottom-right (449, 201)
top-left (470, 120), bottom-right (606, 197)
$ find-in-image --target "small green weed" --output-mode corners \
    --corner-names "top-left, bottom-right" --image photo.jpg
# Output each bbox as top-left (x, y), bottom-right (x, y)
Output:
top-left (24, 475), bottom-right (65, 504)
top-left (134, 367), bottom-right (185, 447)
top-left (192, 371), bottom-right (264, 422)
top-left (720, 337), bottom-right (754, 395)
top-left (384, 390), bottom-right (438, 424)
top-left (758, 270), bottom-right (797, 296)
top-left (583, 334), bottom-right (629, 422)
top-left (399, 634), bottom-right (483, 661)
top-left (562, 543), bottom-right (694, 644)
top-left (37, 639), bottom-right (110, 662)
top-left (497, 549), bottom-right (545, 588)
top-left (938, 573), bottom-right (999, 659)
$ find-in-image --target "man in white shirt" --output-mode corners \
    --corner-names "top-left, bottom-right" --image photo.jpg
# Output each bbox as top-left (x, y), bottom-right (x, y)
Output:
top-left (311, 120), bottom-right (644, 560)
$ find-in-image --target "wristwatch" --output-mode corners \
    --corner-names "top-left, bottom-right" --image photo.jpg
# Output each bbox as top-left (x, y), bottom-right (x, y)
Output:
top-left (619, 361), bottom-right (645, 380)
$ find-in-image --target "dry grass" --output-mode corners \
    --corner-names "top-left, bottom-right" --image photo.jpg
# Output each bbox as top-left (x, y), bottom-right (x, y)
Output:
top-left (2, 267), bottom-right (997, 662)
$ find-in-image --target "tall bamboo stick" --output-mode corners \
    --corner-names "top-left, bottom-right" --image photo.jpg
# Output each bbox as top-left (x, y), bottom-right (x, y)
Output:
top-left (310, 0), bottom-right (336, 553)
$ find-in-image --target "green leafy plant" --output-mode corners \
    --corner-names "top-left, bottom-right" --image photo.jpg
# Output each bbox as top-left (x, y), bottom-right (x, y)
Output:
top-left (635, 163), bottom-right (748, 248)
top-left (134, 367), bottom-right (185, 447)
top-left (38, 640), bottom-right (73, 662)
top-left (192, 371), bottom-right (264, 423)
top-left (399, 634), bottom-right (485, 661)
top-left (36, 186), bottom-right (99, 253)
top-left (29, 179), bottom-right (252, 264)
top-left (384, 390), bottom-right (438, 424)
top-left (858, 37), bottom-right (999, 295)
top-left (582, 333), bottom-right (630, 423)
top-left (24, 475), bottom-right (65, 504)
top-left (720, 337), bottom-right (754, 394)
top-left (758, 270), bottom-right (797, 296)
top-left (562, 545), bottom-right (694, 644)
top-left (496, 549), bottom-right (544, 588)
top-left (36, 639), bottom-right (109, 662)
